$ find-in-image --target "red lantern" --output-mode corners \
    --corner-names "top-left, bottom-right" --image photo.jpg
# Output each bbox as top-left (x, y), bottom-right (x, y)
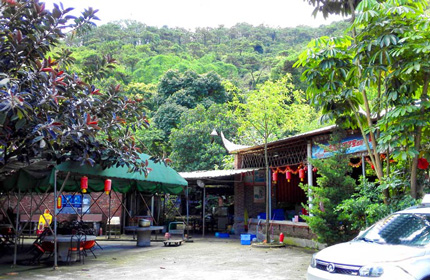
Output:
top-left (57, 196), bottom-right (62, 209)
top-left (104, 179), bottom-right (112, 195)
top-left (418, 158), bottom-right (429, 170)
top-left (80, 176), bottom-right (88, 193)
top-left (286, 171), bottom-right (292, 182)
top-left (299, 169), bottom-right (305, 181)
top-left (272, 172), bottom-right (278, 183)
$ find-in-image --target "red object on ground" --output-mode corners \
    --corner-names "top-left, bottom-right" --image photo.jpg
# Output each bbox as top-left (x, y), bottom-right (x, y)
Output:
top-left (279, 232), bottom-right (284, 243)
top-left (302, 207), bottom-right (308, 216)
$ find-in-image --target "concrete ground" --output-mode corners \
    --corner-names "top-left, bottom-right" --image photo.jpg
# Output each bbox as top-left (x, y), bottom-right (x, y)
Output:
top-left (0, 235), bottom-right (315, 280)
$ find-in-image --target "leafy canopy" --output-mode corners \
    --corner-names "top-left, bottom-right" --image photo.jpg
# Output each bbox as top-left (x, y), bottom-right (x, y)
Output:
top-left (0, 0), bottom-right (150, 173)
top-left (296, 0), bottom-right (430, 198)
top-left (230, 75), bottom-right (319, 145)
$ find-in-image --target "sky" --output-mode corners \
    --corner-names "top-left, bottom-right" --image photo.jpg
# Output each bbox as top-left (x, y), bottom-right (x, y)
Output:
top-left (42, 0), bottom-right (345, 30)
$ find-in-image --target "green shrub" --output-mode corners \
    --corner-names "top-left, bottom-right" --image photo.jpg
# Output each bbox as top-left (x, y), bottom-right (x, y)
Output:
top-left (337, 175), bottom-right (416, 231)
top-left (301, 132), bottom-right (357, 245)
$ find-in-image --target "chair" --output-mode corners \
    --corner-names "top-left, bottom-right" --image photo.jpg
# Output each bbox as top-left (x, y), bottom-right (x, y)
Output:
top-left (29, 230), bottom-right (54, 264)
top-left (67, 231), bottom-right (86, 265)
top-left (32, 241), bottom-right (54, 263)
top-left (82, 239), bottom-right (97, 258)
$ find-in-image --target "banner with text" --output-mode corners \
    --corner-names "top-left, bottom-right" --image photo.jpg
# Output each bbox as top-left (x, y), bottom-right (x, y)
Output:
top-left (312, 134), bottom-right (372, 159)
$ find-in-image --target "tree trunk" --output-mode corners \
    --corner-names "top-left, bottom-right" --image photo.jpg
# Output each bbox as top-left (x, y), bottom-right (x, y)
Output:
top-left (411, 73), bottom-right (429, 198)
top-left (348, 0), bottom-right (384, 184)
top-left (264, 138), bottom-right (270, 243)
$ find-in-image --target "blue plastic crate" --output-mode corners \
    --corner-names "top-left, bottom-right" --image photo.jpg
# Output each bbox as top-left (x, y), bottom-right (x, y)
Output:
top-left (241, 234), bottom-right (251, 245)
top-left (216, 232), bottom-right (229, 238)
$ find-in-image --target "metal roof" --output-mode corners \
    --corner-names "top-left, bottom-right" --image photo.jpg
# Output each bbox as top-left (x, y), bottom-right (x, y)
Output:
top-left (179, 168), bottom-right (260, 180)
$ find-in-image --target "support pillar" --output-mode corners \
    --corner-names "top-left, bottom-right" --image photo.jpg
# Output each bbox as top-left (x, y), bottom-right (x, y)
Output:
top-left (307, 142), bottom-right (313, 214)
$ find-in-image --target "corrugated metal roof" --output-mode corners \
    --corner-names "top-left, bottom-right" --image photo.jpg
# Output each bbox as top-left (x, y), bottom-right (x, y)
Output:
top-left (179, 168), bottom-right (260, 179)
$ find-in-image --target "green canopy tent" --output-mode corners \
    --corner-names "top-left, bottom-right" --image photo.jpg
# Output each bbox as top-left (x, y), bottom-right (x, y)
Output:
top-left (0, 153), bottom-right (187, 194)
top-left (0, 154), bottom-right (187, 267)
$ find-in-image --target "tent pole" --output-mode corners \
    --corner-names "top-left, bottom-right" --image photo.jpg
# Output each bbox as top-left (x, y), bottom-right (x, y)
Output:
top-left (30, 191), bottom-right (34, 235)
top-left (186, 186), bottom-right (189, 239)
top-left (122, 193), bottom-right (126, 234)
top-left (108, 191), bottom-right (112, 239)
top-left (151, 194), bottom-right (155, 222)
top-left (81, 191), bottom-right (84, 220)
top-left (12, 187), bottom-right (20, 267)
top-left (157, 195), bottom-right (160, 226)
top-left (202, 185), bottom-right (206, 238)
top-left (53, 170), bottom-right (58, 269)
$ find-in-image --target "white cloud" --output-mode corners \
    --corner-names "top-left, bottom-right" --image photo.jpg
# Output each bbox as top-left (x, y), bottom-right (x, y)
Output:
top-left (43, 0), bottom-right (346, 29)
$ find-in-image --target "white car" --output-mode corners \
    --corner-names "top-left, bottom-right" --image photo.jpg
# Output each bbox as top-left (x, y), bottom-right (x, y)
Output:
top-left (307, 195), bottom-right (430, 280)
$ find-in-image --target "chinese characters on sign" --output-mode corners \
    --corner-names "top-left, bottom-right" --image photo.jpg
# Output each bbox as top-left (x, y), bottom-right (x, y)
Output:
top-left (312, 134), bottom-right (373, 159)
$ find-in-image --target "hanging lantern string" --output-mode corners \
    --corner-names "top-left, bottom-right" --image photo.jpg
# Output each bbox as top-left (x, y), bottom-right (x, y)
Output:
top-left (363, 155), bottom-right (395, 169)
top-left (348, 158), bottom-right (362, 168)
top-left (271, 163), bottom-right (306, 175)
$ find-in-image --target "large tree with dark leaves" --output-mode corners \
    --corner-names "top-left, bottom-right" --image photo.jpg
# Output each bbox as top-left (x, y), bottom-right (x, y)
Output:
top-left (0, 0), bottom-right (150, 173)
top-left (305, 0), bottom-right (362, 19)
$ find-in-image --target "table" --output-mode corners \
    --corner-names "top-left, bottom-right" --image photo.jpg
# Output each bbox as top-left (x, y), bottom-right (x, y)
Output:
top-left (43, 234), bottom-right (96, 262)
top-left (125, 226), bottom-right (164, 247)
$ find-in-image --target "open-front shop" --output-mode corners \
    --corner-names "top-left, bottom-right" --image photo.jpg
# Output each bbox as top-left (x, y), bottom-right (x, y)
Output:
top-left (179, 169), bottom-right (257, 237)
top-left (214, 125), bottom-right (375, 246)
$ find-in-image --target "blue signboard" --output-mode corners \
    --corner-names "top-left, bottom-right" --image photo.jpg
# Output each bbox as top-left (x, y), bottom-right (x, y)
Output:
top-left (312, 134), bottom-right (372, 159)
top-left (63, 195), bottom-right (82, 208)
top-left (60, 194), bottom-right (90, 214)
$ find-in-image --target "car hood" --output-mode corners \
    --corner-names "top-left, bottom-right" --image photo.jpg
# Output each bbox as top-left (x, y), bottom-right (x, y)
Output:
top-left (316, 241), bottom-right (426, 265)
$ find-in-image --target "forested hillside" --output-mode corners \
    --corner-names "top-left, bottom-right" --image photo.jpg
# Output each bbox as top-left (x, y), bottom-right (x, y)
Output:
top-left (64, 20), bottom-right (349, 171)
top-left (68, 21), bottom-right (348, 90)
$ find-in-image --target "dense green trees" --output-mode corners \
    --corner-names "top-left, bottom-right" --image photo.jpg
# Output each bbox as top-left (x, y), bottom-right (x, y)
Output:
top-left (153, 70), bottom-right (230, 135)
top-left (169, 104), bottom-right (237, 171)
top-left (66, 20), bottom-right (347, 90)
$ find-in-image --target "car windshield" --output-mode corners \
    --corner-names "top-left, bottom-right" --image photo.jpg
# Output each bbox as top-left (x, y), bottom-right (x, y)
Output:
top-left (358, 213), bottom-right (430, 246)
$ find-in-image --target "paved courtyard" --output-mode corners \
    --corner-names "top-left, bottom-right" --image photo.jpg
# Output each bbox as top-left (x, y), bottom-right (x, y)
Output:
top-left (0, 236), bottom-right (314, 280)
